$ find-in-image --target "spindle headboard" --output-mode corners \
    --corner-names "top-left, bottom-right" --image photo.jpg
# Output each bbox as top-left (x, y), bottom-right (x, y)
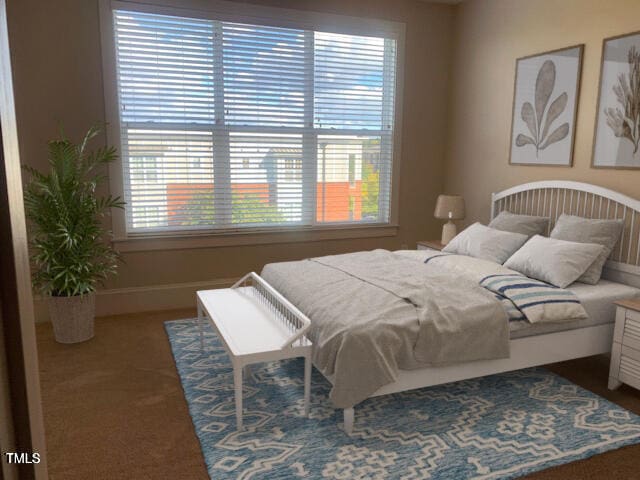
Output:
top-left (491, 181), bottom-right (640, 287)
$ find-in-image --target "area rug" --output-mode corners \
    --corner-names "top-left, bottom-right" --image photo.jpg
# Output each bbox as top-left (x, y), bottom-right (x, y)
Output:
top-left (165, 319), bottom-right (640, 479)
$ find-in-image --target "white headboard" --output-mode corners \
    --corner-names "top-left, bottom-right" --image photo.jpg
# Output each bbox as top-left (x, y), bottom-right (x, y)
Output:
top-left (491, 180), bottom-right (640, 288)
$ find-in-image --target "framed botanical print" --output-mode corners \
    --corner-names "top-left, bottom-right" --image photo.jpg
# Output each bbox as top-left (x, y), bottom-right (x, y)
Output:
top-left (593, 31), bottom-right (640, 169)
top-left (509, 45), bottom-right (584, 166)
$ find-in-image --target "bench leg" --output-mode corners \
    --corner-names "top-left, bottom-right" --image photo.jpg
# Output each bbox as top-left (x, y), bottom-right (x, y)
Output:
top-left (197, 301), bottom-right (205, 352)
top-left (344, 407), bottom-right (354, 435)
top-left (234, 366), bottom-right (243, 430)
top-left (304, 355), bottom-right (311, 417)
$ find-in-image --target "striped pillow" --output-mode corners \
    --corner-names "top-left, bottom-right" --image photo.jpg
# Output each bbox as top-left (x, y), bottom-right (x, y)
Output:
top-left (493, 294), bottom-right (526, 322)
top-left (480, 274), bottom-right (587, 324)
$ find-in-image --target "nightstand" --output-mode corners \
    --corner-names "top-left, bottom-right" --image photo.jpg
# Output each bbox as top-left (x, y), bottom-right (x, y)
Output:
top-left (609, 298), bottom-right (640, 391)
top-left (417, 240), bottom-right (445, 251)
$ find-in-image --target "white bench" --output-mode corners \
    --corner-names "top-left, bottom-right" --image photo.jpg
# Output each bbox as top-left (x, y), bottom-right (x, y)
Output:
top-left (197, 272), bottom-right (312, 430)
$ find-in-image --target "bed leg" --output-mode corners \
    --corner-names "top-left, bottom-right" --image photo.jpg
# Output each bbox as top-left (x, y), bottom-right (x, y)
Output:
top-left (343, 407), bottom-right (354, 435)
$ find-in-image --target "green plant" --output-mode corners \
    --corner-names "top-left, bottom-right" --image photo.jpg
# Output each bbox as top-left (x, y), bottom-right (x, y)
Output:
top-left (361, 162), bottom-right (379, 217)
top-left (22, 126), bottom-right (124, 297)
top-left (177, 191), bottom-right (285, 225)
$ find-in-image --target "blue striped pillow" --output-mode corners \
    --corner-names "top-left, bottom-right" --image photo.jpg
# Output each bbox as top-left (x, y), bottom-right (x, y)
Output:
top-left (493, 294), bottom-right (526, 322)
top-left (481, 274), bottom-right (588, 324)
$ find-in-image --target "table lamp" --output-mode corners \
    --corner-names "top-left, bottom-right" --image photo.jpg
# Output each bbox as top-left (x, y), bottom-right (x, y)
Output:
top-left (434, 194), bottom-right (465, 245)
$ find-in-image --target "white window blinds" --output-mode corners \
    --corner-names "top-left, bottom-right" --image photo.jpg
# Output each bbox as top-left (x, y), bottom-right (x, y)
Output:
top-left (113, 7), bottom-right (397, 233)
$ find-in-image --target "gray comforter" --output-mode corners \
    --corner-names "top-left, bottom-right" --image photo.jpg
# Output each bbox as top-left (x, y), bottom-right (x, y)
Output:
top-left (261, 249), bottom-right (509, 408)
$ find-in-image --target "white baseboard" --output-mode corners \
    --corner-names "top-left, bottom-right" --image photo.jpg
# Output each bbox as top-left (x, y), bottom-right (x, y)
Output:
top-left (33, 277), bottom-right (238, 323)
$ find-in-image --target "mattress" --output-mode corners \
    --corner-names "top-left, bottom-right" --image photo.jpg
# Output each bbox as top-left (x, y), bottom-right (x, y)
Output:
top-left (509, 279), bottom-right (640, 339)
top-left (397, 249), bottom-right (640, 340)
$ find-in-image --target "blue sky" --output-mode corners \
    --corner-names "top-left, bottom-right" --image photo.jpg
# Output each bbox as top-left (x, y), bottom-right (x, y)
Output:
top-left (115, 10), bottom-right (393, 130)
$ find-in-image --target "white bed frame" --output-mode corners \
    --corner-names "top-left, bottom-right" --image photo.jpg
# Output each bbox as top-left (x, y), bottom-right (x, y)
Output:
top-left (338, 180), bottom-right (640, 434)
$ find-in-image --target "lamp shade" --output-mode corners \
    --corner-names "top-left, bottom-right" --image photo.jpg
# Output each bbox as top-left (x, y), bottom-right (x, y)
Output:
top-left (434, 194), bottom-right (465, 220)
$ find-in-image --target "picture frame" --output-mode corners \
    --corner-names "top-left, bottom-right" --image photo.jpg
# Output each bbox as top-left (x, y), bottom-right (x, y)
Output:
top-left (509, 45), bottom-right (584, 167)
top-left (592, 31), bottom-right (640, 169)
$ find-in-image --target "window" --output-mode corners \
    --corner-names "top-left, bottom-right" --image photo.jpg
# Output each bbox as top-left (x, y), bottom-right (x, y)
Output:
top-left (110, 4), bottom-right (398, 234)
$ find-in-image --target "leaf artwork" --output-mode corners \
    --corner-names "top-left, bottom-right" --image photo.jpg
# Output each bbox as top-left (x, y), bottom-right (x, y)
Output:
top-left (605, 46), bottom-right (640, 154)
top-left (515, 60), bottom-right (570, 156)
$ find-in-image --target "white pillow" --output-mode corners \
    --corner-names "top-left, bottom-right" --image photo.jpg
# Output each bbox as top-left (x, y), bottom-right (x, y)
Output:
top-left (489, 211), bottom-right (550, 238)
top-left (443, 223), bottom-right (528, 264)
top-left (504, 235), bottom-right (605, 288)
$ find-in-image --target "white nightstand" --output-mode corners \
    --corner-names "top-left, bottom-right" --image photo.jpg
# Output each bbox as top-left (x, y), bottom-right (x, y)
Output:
top-left (609, 298), bottom-right (640, 391)
top-left (417, 240), bottom-right (445, 251)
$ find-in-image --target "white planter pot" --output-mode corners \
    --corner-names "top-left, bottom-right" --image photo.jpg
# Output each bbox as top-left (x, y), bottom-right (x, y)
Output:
top-left (47, 293), bottom-right (95, 344)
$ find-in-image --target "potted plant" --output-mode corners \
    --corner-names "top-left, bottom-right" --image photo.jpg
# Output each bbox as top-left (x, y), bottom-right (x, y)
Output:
top-left (22, 126), bottom-right (124, 343)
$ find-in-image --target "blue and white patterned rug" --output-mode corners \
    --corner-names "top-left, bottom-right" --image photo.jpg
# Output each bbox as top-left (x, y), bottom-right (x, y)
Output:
top-left (165, 319), bottom-right (640, 479)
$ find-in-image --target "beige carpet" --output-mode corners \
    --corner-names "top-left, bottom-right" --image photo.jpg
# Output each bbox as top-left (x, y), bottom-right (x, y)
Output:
top-left (36, 310), bottom-right (640, 480)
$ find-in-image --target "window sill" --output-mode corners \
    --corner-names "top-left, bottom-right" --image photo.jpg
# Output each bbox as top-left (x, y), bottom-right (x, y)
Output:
top-left (112, 224), bottom-right (399, 252)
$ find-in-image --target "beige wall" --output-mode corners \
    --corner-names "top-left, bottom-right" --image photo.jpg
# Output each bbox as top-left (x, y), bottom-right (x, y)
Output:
top-left (6, 0), bottom-right (453, 313)
top-left (446, 0), bottom-right (640, 226)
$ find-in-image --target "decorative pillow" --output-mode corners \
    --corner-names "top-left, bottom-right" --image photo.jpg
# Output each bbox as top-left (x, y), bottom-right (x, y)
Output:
top-left (550, 214), bottom-right (624, 284)
top-left (443, 222), bottom-right (528, 264)
top-left (504, 235), bottom-right (604, 288)
top-left (489, 211), bottom-right (550, 238)
top-left (481, 273), bottom-right (588, 324)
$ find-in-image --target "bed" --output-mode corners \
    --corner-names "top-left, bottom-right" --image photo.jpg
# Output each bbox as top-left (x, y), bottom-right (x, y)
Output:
top-left (262, 181), bottom-right (640, 434)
